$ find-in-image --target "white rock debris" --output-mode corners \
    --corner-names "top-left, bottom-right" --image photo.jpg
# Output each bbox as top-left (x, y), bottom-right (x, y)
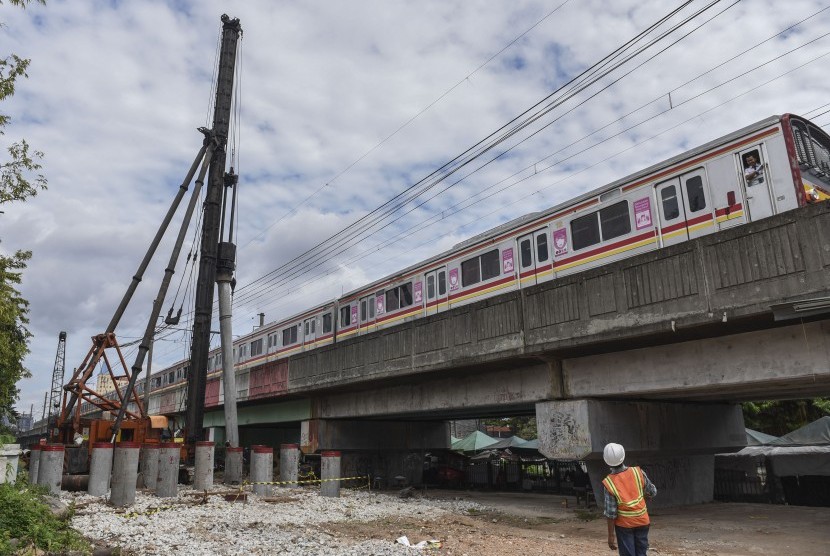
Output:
top-left (65, 487), bottom-right (485, 555)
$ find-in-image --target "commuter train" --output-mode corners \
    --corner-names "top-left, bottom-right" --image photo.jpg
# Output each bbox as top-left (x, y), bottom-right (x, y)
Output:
top-left (81, 113), bottom-right (830, 416)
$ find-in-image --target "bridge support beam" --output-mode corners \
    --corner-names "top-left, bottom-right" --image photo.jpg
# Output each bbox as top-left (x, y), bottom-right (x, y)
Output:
top-left (300, 419), bottom-right (449, 487)
top-left (536, 399), bottom-right (746, 507)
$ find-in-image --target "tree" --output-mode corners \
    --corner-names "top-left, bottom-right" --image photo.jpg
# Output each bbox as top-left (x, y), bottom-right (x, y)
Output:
top-left (0, 0), bottom-right (47, 423)
top-left (743, 399), bottom-right (830, 437)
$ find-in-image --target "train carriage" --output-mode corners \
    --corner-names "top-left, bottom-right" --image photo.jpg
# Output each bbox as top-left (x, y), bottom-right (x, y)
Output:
top-left (125, 113), bottom-right (830, 418)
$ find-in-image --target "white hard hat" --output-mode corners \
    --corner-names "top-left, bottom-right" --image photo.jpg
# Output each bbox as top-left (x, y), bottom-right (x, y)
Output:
top-left (603, 443), bottom-right (625, 467)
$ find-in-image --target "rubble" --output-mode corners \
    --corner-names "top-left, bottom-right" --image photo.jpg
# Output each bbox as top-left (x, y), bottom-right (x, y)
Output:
top-left (65, 486), bottom-right (485, 555)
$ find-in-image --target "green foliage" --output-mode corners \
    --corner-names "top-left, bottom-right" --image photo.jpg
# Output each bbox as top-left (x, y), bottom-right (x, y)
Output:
top-left (0, 250), bottom-right (31, 422)
top-left (742, 399), bottom-right (830, 436)
top-left (481, 416), bottom-right (537, 439)
top-left (0, 480), bottom-right (89, 555)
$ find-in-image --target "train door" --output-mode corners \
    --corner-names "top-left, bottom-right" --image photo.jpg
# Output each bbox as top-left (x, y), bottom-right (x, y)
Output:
top-left (737, 146), bottom-right (774, 220)
top-left (359, 294), bottom-right (376, 333)
top-left (655, 169), bottom-right (712, 246)
top-left (303, 316), bottom-right (316, 346)
top-left (517, 229), bottom-right (550, 287)
top-left (424, 266), bottom-right (447, 316)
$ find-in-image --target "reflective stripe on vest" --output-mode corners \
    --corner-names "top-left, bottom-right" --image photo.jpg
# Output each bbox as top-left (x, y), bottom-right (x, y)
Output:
top-left (602, 466), bottom-right (650, 528)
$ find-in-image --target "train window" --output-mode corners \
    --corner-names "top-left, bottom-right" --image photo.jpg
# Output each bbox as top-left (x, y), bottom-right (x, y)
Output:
top-left (438, 270), bottom-right (447, 295)
top-left (251, 338), bottom-right (263, 357)
top-left (282, 326), bottom-right (298, 345)
top-left (304, 321), bottom-right (309, 335)
top-left (520, 238), bottom-right (532, 268)
top-left (400, 282), bottom-right (413, 307)
top-left (481, 250), bottom-right (500, 280)
top-left (427, 274), bottom-right (436, 299)
top-left (323, 312), bottom-right (332, 333)
top-left (340, 306), bottom-right (351, 327)
top-left (311, 319), bottom-right (316, 334)
top-left (462, 249), bottom-right (500, 286)
top-left (461, 257), bottom-right (480, 286)
top-left (168, 371), bottom-right (175, 384)
top-left (369, 296), bottom-right (375, 318)
top-left (661, 186), bottom-right (680, 220)
top-left (571, 212), bottom-right (600, 251)
top-left (386, 288), bottom-right (400, 311)
top-left (536, 234), bottom-right (549, 262)
top-left (360, 299), bottom-right (367, 321)
top-left (686, 176), bottom-right (706, 212)
top-left (600, 201), bottom-right (631, 241)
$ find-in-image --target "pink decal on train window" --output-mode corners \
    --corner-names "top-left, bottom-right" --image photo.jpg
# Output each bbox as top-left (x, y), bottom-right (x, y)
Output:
top-left (351, 305), bottom-right (358, 324)
top-left (376, 295), bottom-right (385, 315)
top-left (502, 248), bottom-right (514, 274)
top-left (449, 268), bottom-right (460, 291)
top-left (553, 228), bottom-right (568, 257)
top-left (635, 198), bottom-right (652, 230)
top-left (414, 281), bottom-right (423, 304)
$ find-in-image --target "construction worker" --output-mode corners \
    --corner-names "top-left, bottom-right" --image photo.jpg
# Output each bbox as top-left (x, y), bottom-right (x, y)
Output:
top-left (601, 443), bottom-right (657, 556)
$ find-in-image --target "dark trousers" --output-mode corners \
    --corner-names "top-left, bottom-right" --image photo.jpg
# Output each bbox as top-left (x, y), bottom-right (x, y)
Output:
top-left (615, 524), bottom-right (649, 556)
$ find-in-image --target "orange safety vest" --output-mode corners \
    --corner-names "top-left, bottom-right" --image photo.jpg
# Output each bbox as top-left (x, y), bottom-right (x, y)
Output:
top-left (602, 466), bottom-right (650, 528)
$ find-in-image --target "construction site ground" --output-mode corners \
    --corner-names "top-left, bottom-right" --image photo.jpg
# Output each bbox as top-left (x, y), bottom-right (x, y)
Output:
top-left (330, 488), bottom-right (830, 556)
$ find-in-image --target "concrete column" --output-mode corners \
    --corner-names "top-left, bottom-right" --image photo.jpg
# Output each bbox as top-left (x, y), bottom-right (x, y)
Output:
top-left (194, 441), bottom-right (214, 491)
top-left (140, 444), bottom-right (159, 490)
top-left (156, 442), bottom-right (180, 498)
top-left (321, 451), bottom-right (341, 498)
top-left (88, 442), bottom-right (113, 497)
top-left (110, 442), bottom-right (140, 507)
top-left (280, 443), bottom-right (299, 487)
top-left (251, 445), bottom-right (273, 496)
top-left (536, 399), bottom-right (745, 507)
top-left (28, 445), bottom-right (41, 484)
top-left (224, 446), bottom-right (243, 485)
top-left (36, 445), bottom-right (64, 496)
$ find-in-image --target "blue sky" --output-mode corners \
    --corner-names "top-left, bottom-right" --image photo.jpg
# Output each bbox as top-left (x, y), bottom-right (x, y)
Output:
top-left (3, 0), bottom-right (830, 418)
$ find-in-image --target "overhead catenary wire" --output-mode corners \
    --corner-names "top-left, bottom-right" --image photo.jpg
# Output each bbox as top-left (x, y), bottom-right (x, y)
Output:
top-left (227, 0), bottom-right (711, 308)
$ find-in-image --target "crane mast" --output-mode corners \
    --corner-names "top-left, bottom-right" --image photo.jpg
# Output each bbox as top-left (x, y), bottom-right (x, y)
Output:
top-left (47, 331), bottom-right (67, 434)
top-left (185, 14), bottom-right (242, 445)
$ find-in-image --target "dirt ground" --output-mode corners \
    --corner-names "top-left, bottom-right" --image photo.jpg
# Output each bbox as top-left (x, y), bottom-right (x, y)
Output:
top-left (327, 490), bottom-right (830, 556)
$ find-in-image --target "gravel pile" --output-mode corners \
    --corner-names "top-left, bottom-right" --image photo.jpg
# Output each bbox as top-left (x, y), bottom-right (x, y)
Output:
top-left (64, 486), bottom-right (486, 555)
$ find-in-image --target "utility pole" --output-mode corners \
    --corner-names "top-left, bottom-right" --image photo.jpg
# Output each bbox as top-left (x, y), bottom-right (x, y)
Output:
top-left (185, 14), bottom-right (242, 445)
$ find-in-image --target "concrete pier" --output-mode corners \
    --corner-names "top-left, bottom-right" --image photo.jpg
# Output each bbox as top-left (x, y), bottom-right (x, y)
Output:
top-left (536, 399), bottom-right (745, 507)
top-left (280, 443), bottom-right (299, 486)
top-left (194, 441), bottom-right (214, 491)
top-left (88, 442), bottom-right (113, 497)
top-left (321, 451), bottom-right (341, 498)
top-left (140, 443), bottom-right (159, 490)
top-left (28, 444), bottom-right (41, 484)
top-left (251, 445), bottom-right (273, 496)
top-left (110, 442), bottom-right (140, 507)
top-left (36, 445), bottom-right (64, 495)
top-left (157, 443), bottom-right (180, 498)
top-left (224, 446), bottom-right (243, 485)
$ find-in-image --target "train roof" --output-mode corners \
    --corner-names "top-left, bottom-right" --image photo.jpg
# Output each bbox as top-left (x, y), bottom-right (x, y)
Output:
top-left (339, 114), bottom-right (787, 300)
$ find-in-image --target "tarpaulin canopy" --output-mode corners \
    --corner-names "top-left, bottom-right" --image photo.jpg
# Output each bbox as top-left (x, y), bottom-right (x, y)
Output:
top-left (451, 430), bottom-right (498, 453)
top-left (488, 436), bottom-right (530, 450)
top-left (769, 416), bottom-right (830, 447)
top-left (746, 428), bottom-right (778, 446)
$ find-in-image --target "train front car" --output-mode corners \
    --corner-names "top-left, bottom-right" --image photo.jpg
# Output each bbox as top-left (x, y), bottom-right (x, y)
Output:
top-left (784, 114), bottom-right (830, 203)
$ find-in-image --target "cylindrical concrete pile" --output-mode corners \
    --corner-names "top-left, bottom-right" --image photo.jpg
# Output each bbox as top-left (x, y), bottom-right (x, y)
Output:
top-left (321, 451), bottom-right (341, 498)
top-left (194, 441), bottom-right (214, 491)
top-left (140, 443), bottom-right (159, 490)
top-left (157, 443), bottom-right (180, 498)
top-left (251, 445), bottom-right (273, 496)
top-left (88, 442), bottom-right (113, 496)
top-left (36, 445), bottom-right (64, 495)
top-left (224, 446), bottom-right (243, 485)
top-left (28, 444), bottom-right (41, 484)
top-left (110, 442), bottom-right (140, 507)
top-left (280, 443), bottom-right (299, 487)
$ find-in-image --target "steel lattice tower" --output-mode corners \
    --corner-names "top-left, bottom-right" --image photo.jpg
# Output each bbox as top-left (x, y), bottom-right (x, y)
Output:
top-left (47, 331), bottom-right (67, 430)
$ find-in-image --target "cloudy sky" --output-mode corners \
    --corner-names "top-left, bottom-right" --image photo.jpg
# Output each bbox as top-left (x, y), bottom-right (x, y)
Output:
top-left (4, 0), bottom-right (830, 418)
